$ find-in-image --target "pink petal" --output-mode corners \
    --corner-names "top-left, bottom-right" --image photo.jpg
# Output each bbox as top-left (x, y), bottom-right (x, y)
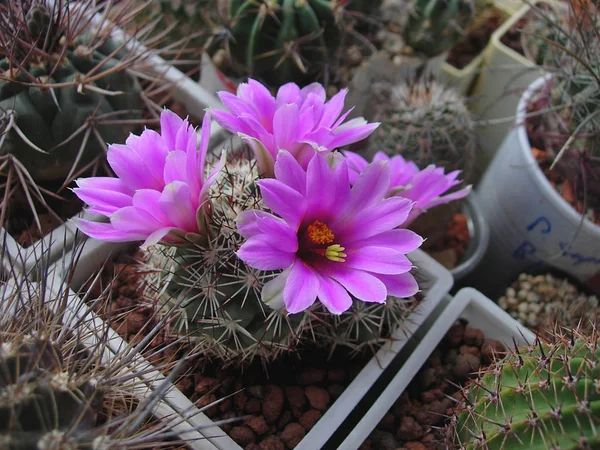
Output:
top-left (305, 153), bottom-right (335, 218)
top-left (111, 206), bottom-right (166, 235)
top-left (376, 273), bottom-right (419, 298)
top-left (196, 111), bottom-right (212, 185)
top-left (73, 218), bottom-right (146, 242)
top-left (257, 179), bottom-right (306, 229)
top-left (347, 160), bottom-right (390, 214)
top-left (73, 178), bottom-right (132, 215)
top-left (256, 216), bottom-right (299, 253)
top-left (237, 237), bottom-right (296, 271)
top-left (163, 150), bottom-right (188, 184)
top-left (315, 274), bottom-right (352, 315)
top-left (346, 246), bottom-right (413, 274)
top-left (283, 261), bottom-right (319, 314)
top-left (273, 103), bottom-right (300, 151)
top-left (355, 229), bottom-right (423, 254)
top-left (300, 83), bottom-right (326, 103)
top-left (158, 181), bottom-right (197, 231)
top-left (237, 210), bottom-right (277, 238)
top-left (329, 267), bottom-right (387, 303)
top-left (135, 128), bottom-right (169, 184)
top-left (248, 78), bottom-right (277, 125)
top-left (211, 110), bottom-right (254, 136)
top-left (320, 88), bottom-right (347, 128)
top-left (329, 120), bottom-right (380, 149)
top-left (107, 143), bottom-right (163, 191)
top-left (274, 150), bottom-right (307, 195)
top-left (160, 109), bottom-right (184, 149)
top-left (342, 151), bottom-right (369, 184)
top-left (140, 227), bottom-right (178, 249)
top-left (276, 82), bottom-right (301, 107)
top-left (132, 189), bottom-right (171, 225)
top-left (424, 186), bottom-right (472, 210)
top-left (218, 91), bottom-right (255, 117)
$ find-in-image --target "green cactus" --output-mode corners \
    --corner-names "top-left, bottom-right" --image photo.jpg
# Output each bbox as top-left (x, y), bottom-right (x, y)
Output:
top-left (0, 277), bottom-right (187, 449)
top-left (450, 329), bottom-right (600, 449)
top-left (0, 0), bottom-right (144, 182)
top-left (344, 0), bottom-right (384, 16)
top-left (223, 0), bottom-right (341, 86)
top-left (402, 0), bottom-right (483, 58)
top-left (369, 79), bottom-right (476, 181)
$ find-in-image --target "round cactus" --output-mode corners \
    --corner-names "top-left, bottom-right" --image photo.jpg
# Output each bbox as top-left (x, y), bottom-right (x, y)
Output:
top-left (369, 79), bottom-right (476, 181)
top-left (223, 0), bottom-right (341, 86)
top-left (450, 328), bottom-right (600, 449)
top-left (0, 0), bottom-right (143, 182)
top-left (140, 158), bottom-right (310, 365)
top-left (402, 0), bottom-right (481, 58)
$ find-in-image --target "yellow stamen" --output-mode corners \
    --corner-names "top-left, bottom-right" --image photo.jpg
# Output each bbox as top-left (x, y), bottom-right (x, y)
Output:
top-left (307, 220), bottom-right (335, 245)
top-left (325, 244), bottom-right (347, 263)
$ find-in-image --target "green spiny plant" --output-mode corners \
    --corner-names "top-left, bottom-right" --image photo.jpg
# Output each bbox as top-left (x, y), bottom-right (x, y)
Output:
top-left (221, 0), bottom-right (342, 86)
top-left (0, 0), bottom-right (164, 235)
top-left (0, 272), bottom-right (192, 449)
top-left (344, 0), bottom-right (384, 16)
top-left (449, 324), bottom-right (600, 449)
top-left (139, 157), bottom-right (311, 365)
top-left (369, 78), bottom-right (476, 181)
top-left (402, 0), bottom-right (487, 58)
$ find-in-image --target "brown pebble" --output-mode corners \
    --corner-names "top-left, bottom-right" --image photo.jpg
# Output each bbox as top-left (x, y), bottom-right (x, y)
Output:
top-left (305, 386), bottom-right (330, 411)
top-left (230, 426), bottom-right (256, 447)
top-left (247, 385), bottom-right (264, 399)
top-left (245, 398), bottom-right (262, 414)
top-left (220, 411), bottom-right (237, 433)
top-left (327, 383), bottom-right (345, 399)
top-left (285, 385), bottom-right (306, 416)
top-left (124, 311), bottom-right (147, 334)
top-left (327, 368), bottom-right (346, 382)
top-left (299, 409), bottom-right (322, 431)
top-left (246, 444), bottom-right (261, 450)
top-left (404, 442), bottom-right (427, 450)
top-left (415, 400), bottom-right (449, 427)
top-left (197, 394), bottom-right (218, 417)
top-left (195, 377), bottom-right (219, 395)
top-left (262, 385), bottom-right (285, 423)
top-left (453, 352), bottom-right (482, 380)
top-left (297, 367), bottom-right (326, 385)
top-left (463, 327), bottom-right (485, 347)
top-left (358, 439), bottom-right (372, 450)
top-left (396, 416), bottom-right (425, 441)
top-left (459, 345), bottom-right (481, 357)
top-left (392, 392), bottom-right (412, 416)
top-left (481, 339), bottom-right (506, 363)
top-left (259, 435), bottom-right (285, 450)
top-left (446, 323), bottom-right (466, 347)
top-left (246, 416), bottom-right (269, 435)
top-left (277, 410), bottom-right (293, 430)
top-left (219, 396), bottom-right (233, 413)
top-left (378, 412), bottom-right (395, 431)
top-left (280, 423), bottom-right (305, 448)
top-left (235, 391), bottom-right (248, 410)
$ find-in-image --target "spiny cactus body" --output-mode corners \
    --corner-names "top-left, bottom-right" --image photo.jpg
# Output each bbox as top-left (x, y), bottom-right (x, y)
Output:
top-left (451, 328), bottom-right (600, 449)
top-left (370, 79), bottom-right (476, 181)
top-left (0, 0), bottom-right (143, 182)
top-left (141, 158), bottom-right (310, 365)
top-left (402, 0), bottom-right (482, 58)
top-left (224, 0), bottom-right (340, 86)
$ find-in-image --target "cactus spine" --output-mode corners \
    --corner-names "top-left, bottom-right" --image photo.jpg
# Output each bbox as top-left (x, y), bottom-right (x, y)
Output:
top-left (451, 327), bottom-right (600, 449)
top-left (223, 0), bottom-right (340, 86)
top-left (369, 79), bottom-right (476, 181)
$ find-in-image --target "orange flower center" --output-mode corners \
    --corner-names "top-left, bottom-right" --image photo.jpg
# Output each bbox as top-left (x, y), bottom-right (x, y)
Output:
top-left (307, 220), bottom-right (335, 245)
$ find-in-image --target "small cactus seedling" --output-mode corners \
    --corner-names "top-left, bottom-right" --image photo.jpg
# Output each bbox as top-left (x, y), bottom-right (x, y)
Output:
top-left (402, 0), bottom-right (485, 58)
top-left (222, 0), bottom-right (341, 86)
top-left (369, 78), bottom-right (476, 181)
top-left (450, 325), bottom-right (600, 449)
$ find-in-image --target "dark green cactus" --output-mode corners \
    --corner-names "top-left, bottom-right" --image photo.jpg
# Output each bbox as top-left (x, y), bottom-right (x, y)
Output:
top-left (0, 1), bottom-right (143, 182)
top-left (450, 329), bottom-right (600, 449)
top-left (402, 0), bottom-right (481, 58)
top-left (224, 0), bottom-right (341, 86)
top-left (345, 0), bottom-right (384, 15)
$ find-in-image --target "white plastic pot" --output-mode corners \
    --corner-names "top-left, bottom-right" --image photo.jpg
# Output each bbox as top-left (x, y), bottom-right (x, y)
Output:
top-left (0, 10), bottom-right (226, 277)
top-left (336, 287), bottom-right (535, 450)
top-left (469, 0), bottom-right (546, 164)
top-left (51, 243), bottom-right (452, 450)
top-left (475, 75), bottom-right (600, 296)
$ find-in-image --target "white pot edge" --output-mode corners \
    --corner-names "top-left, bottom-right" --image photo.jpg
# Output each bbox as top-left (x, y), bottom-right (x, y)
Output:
top-left (337, 287), bottom-right (535, 450)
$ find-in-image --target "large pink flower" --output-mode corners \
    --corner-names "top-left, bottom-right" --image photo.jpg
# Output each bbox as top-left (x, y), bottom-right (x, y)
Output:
top-left (344, 151), bottom-right (472, 225)
top-left (236, 150), bottom-right (423, 315)
top-left (72, 110), bottom-right (225, 248)
top-left (212, 79), bottom-right (379, 177)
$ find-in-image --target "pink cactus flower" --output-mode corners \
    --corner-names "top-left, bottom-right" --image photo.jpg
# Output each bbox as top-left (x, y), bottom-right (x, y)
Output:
top-left (236, 150), bottom-right (423, 315)
top-left (212, 79), bottom-right (379, 177)
top-left (72, 110), bottom-right (225, 248)
top-left (344, 151), bottom-right (472, 225)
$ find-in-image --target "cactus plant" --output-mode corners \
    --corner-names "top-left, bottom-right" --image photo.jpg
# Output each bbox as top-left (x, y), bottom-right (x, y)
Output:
top-left (450, 326), bottom-right (600, 449)
top-left (368, 78), bottom-right (476, 182)
top-left (222, 0), bottom-right (341, 86)
top-left (0, 275), bottom-right (188, 449)
top-left (402, 0), bottom-right (485, 58)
